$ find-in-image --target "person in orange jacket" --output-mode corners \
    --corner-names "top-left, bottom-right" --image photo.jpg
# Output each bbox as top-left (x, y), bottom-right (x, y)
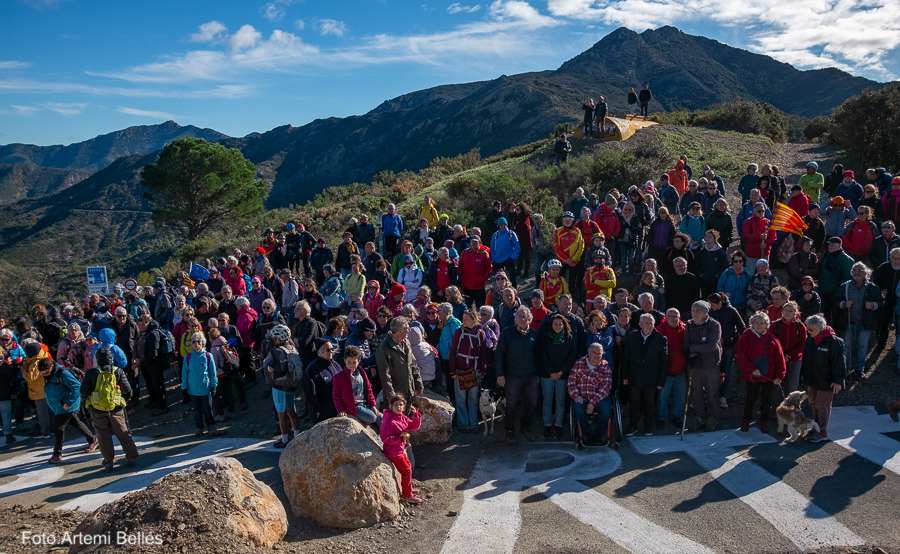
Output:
top-left (554, 211), bottom-right (585, 303)
top-left (539, 260), bottom-right (569, 310)
top-left (668, 159), bottom-right (690, 196)
top-left (584, 251), bottom-right (616, 305)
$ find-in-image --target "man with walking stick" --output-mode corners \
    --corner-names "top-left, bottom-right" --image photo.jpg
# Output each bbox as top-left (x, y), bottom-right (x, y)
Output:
top-left (683, 301), bottom-right (723, 433)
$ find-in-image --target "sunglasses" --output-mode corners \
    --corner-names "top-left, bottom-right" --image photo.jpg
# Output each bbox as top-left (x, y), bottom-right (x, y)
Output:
top-left (377, 314), bottom-right (389, 319)
top-left (323, 347), bottom-right (335, 353)
top-left (191, 340), bottom-right (203, 344)
top-left (733, 259), bottom-right (745, 264)
top-left (0, 338), bottom-right (9, 342)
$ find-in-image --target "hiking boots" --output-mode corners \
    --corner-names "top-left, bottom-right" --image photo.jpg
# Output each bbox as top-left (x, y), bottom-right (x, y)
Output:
top-left (554, 426), bottom-right (563, 440)
top-left (740, 418), bottom-right (750, 432)
top-left (48, 454), bottom-right (62, 464)
top-left (888, 401), bottom-right (899, 422)
top-left (694, 416), bottom-right (706, 431)
top-left (520, 429), bottom-right (535, 443)
top-left (543, 426), bottom-right (553, 441)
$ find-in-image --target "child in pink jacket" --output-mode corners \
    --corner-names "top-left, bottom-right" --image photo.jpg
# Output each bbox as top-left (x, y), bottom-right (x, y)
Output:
top-left (380, 394), bottom-right (422, 504)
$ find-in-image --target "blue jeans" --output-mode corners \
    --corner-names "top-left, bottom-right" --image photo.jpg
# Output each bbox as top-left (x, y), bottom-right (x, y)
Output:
top-left (533, 251), bottom-right (551, 283)
top-left (573, 397), bottom-right (611, 439)
top-left (719, 346), bottom-right (735, 398)
top-left (843, 324), bottom-right (871, 373)
top-left (657, 373), bottom-right (686, 420)
top-left (0, 400), bottom-right (11, 436)
top-left (354, 404), bottom-right (382, 427)
top-left (618, 243), bottom-right (636, 276)
top-left (453, 377), bottom-right (480, 429)
top-left (281, 307), bottom-right (295, 328)
top-left (541, 377), bottom-right (567, 427)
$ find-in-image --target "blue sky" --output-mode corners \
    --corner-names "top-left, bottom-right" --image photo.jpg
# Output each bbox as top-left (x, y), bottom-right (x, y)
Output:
top-left (2, 0), bottom-right (898, 146)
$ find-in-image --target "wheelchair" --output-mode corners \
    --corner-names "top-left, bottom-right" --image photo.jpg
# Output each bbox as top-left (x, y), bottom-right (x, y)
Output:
top-left (569, 392), bottom-right (622, 450)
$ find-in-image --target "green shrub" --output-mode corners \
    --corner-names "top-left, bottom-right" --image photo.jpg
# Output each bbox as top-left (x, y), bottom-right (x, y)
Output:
top-left (803, 115), bottom-right (831, 143)
top-left (829, 83), bottom-right (900, 170)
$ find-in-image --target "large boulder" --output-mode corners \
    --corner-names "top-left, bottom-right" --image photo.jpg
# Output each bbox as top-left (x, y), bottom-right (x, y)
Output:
top-left (70, 457), bottom-right (287, 552)
top-left (280, 417), bottom-right (402, 529)
top-left (409, 390), bottom-right (455, 445)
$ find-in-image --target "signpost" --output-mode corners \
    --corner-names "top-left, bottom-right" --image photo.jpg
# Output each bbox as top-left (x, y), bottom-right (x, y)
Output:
top-left (86, 266), bottom-right (109, 295)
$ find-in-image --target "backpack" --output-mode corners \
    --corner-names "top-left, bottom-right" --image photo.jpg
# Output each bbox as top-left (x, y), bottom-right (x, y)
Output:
top-left (221, 344), bottom-right (240, 376)
top-left (271, 345), bottom-right (303, 391)
top-left (157, 328), bottom-right (176, 358)
top-left (88, 366), bottom-right (126, 411)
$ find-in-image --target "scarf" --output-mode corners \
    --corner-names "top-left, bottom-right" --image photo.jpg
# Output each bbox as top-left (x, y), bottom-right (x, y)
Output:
top-left (548, 329), bottom-right (566, 345)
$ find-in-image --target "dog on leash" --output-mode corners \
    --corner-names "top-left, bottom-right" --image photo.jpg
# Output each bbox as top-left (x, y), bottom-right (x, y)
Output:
top-left (776, 390), bottom-right (820, 442)
top-left (479, 388), bottom-right (505, 436)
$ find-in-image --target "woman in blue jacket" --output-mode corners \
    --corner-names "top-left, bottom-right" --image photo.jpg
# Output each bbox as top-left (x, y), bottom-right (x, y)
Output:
top-left (41, 357), bottom-right (97, 463)
top-left (490, 217), bottom-right (521, 288)
top-left (717, 250), bottom-right (752, 312)
top-left (181, 332), bottom-right (218, 437)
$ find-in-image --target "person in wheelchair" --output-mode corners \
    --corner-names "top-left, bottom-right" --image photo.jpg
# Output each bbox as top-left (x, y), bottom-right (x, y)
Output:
top-left (567, 342), bottom-right (613, 448)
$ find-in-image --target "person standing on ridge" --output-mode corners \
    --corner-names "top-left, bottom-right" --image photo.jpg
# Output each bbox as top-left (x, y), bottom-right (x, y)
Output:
top-left (638, 84), bottom-right (652, 117)
top-left (627, 87), bottom-right (638, 116)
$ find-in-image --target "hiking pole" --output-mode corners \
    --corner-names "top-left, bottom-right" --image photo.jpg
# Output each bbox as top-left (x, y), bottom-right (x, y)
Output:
top-left (680, 368), bottom-right (693, 441)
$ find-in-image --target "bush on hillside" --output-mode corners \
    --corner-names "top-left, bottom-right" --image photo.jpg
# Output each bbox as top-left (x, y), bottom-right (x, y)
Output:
top-left (803, 115), bottom-right (831, 143)
top-left (829, 83), bottom-right (900, 170)
top-left (430, 148), bottom-right (482, 175)
top-left (651, 100), bottom-right (790, 143)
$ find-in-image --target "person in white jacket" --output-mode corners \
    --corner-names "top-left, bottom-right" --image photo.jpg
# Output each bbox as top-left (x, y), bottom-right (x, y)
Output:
top-left (397, 254), bottom-right (424, 303)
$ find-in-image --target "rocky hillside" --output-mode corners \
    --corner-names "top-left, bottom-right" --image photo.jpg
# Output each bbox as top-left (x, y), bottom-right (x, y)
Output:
top-left (0, 121), bottom-right (227, 204)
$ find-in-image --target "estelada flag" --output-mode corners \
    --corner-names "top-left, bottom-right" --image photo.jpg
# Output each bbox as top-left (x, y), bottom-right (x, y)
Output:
top-left (769, 202), bottom-right (808, 235)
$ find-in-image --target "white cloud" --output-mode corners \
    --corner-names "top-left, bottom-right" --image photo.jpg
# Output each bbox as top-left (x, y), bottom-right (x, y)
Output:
top-left (229, 24), bottom-right (262, 51)
top-left (190, 20), bottom-right (227, 43)
top-left (0, 61), bottom-right (31, 70)
top-left (10, 104), bottom-right (38, 115)
top-left (295, 18), bottom-right (305, 30)
top-left (448, 2), bottom-right (482, 13)
top-left (543, 0), bottom-right (900, 79)
top-left (45, 102), bottom-right (86, 116)
top-left (0, 77), bottom-right (257, 99)
top-left (117, 106), bottom-right (176, 119)
top-left (319, 19), bottom-right (347, 36)
top-left (262, 0), bottom-right (299, 22)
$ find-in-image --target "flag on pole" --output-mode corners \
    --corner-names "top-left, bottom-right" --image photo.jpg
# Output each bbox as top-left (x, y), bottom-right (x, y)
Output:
top-left (189, 263), bottom-right (211, 280)
top-left (769, 202), bottom-right (808, 235)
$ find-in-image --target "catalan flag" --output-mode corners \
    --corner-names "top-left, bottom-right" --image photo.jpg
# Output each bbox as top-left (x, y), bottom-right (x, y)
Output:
top-left (769, 202), bottom-right (808, 235)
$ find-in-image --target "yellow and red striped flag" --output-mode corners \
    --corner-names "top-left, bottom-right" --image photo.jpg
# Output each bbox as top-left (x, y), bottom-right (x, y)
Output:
top-left (769, 202), bottom-right (808, 235)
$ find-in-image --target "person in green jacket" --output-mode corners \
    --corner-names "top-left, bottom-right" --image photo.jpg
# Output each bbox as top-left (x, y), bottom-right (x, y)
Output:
top-left (390, 240), bottom-right (425, 279)
top-left (818, 237), bottom-right (854, 324)
top-left (799, 161), bottom-right (825, 204)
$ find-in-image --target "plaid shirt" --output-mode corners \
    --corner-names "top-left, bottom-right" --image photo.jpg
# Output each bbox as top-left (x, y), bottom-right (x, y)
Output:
top-left (567, 355), bottom-right (612, 406)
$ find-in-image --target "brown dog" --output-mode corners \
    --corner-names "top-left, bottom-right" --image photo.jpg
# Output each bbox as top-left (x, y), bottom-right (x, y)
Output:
top-left (776, 391), bottom-right (820, 442)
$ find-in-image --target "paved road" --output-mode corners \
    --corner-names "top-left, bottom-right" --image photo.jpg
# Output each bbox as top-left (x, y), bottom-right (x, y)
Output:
top-left (1, 406), bottom-right (898, 553)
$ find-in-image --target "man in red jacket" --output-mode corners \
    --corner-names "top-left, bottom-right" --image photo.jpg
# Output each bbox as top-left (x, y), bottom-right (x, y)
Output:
top-left (656, 308), bottom-right (686, 430)
top-left (458, 236), bottom-right (492, 308)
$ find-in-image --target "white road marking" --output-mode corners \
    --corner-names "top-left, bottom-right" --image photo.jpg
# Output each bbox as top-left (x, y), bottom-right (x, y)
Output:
top-left (444, 448), bottom-right (710, 554)
top-left (829, 406), bottom-right (900, 477)
top-left (0, 436), bottom-right (153, 498)
top-left (58, 438), bottom-right (277, 512)
top-left (632, 428), bottom-right (864, 550)
top-left (531, 479), bottom-right (714, 554)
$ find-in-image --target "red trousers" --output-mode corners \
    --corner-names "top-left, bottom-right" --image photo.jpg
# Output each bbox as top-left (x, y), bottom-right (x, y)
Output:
top-left (389, 453), bottom-right (412, 497)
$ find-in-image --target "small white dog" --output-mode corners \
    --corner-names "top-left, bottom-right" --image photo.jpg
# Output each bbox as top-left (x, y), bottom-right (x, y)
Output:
top-left (776, 390), bottom-right (820, 442)
top-left (479, 389), bottom-right (504, 436)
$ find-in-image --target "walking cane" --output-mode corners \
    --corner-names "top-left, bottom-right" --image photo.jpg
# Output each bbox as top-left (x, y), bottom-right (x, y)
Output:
top-left (680, 367), bottom-right (693, 441)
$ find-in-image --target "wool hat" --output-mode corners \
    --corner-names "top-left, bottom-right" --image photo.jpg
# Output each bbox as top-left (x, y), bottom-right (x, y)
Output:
top-left (448, 248), bottom-right (459, 258)
top-left (96, 346), bottom-right (113, 367)
top-left (498, 217), bottom-right (508, 226)
top-left (809, 202), bottom-right (820, 211)
top-left (358, 318), bottom-right (376, 332)
top-left (843, 170), bottom-right (854, 178)
top-left (692, 300), bottom-right (710, 314)
top-left (390, 283), bottom-right (406, 296)
top-left (756, 259), bottom-right (769, 267)
top-left (23, 342), bottom-right (42, 357)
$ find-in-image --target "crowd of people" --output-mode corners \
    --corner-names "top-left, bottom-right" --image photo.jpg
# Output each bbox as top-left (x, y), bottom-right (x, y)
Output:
top-left (1, 158), bottom-right (899, 501)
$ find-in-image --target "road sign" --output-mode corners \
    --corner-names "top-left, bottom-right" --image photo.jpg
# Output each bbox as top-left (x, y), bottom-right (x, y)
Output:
top-left (124, 278), bottom-right (137, 292)
top-left (86, 266), bottom-right (109, 295)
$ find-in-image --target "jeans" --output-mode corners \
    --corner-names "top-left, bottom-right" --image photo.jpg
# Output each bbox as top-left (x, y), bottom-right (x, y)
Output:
top-left (354, 404), bottom-right (380, 427)
top-left (453, 377), bottom-right (480, 430)
top-left (281, 307), bottom-right (296, 328)
top-left (533, 251), bottom-right (551, 283)
top-left (573, 397), bottom-right (611, 439)
top-left (657, 373), bottom-right (686, 420)
top-left (493, 259), bottom-right (518, 287)
top-left (504, 374), bottom-right (539, 434)
top-left (541, 377), bottom-right (567, 427)
top-left (35, 398), bottom-right (53, 436)
top-left (843, 323), bottom-right (872, 373)
top-left (640, 102), bottom-right (649, 117)
top-left (516, 250), bottom-right (531, 277)
top-left (0, 400), bottom-right (11, 436)
top-left (719, 346), bottom-right (735, 398)
top-left (618, 243), bottom-right (636, 276)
